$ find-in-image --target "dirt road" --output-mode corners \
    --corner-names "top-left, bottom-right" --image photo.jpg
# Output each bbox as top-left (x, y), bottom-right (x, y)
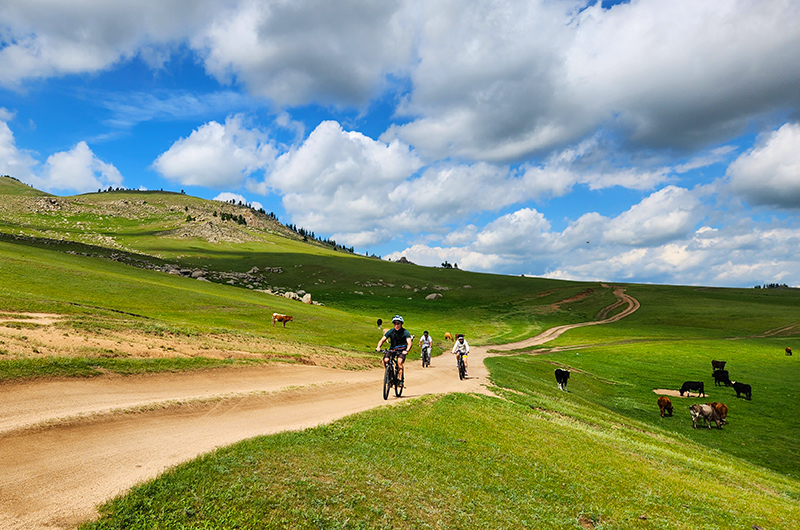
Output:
top-left (0, 288), bottom-right (638, 530)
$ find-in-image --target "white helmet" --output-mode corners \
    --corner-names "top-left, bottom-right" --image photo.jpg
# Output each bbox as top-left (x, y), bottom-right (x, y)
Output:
top-left (392, 315), bottom-right (404, 324)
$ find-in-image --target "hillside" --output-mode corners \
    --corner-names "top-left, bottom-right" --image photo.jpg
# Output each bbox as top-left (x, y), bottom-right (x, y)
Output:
top-left (1, 177), bottom-right (799, 529)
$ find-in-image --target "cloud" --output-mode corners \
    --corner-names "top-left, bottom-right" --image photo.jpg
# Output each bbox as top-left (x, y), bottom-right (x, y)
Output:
top-left (192, 0), bottom-right (416, 106)
top-left (0, 112), bottom-right (122, 193)
top-left (152, 114), bottom-right (276, 188)
top-left (212, 192), bottom-right (262, 211)
top-left (252, 120), bottom-right (422, 242)
top-left (40, 142), bottom-right (124, 193)
top-left (726, 123), bottom-right (800, 209)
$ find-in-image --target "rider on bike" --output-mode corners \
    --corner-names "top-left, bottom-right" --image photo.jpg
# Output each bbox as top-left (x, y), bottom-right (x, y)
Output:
top-left (418, 330), bottom-right (432, 364)
top-left (376, 315), bottom-right (412, 386)
top-left (452, 333), bottom-right (469, 377)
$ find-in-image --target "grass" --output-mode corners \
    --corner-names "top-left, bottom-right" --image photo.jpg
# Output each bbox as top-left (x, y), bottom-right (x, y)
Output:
top-left (3, 177), bottom-right (800, 527)
top-left (82, 394), bottom-right (800, 530)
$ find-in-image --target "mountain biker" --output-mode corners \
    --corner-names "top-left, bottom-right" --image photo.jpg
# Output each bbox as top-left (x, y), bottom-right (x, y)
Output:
top-left (452, 333), bottom-right (469, 377)
top-left (418, 330), bottom-right (433, 364)
top-left (376, 315), bottom-right (412, 386)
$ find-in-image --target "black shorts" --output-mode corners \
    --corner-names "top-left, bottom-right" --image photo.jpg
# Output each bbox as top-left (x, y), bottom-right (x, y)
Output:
top-left (384, 350), bottom-right (407, 362)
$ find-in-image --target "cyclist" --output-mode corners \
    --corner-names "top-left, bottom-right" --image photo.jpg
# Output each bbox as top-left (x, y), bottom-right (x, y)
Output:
top-left (418, 330), bottom-right (433, 365)
top-left (376, 315), bottom-right (412, 386)
top-left (452, 333), bottom-right (469, 377)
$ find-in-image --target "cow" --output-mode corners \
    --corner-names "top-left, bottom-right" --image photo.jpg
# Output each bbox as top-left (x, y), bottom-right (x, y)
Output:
top-left (732, 381), bottom-right (752, 400)
top-left (657, 396), bottom-right (673, 417)
top-left (787, 347), bottom-right (793, 356)
top-left (712, 369), bottom-right (732, 387)
top-left (689, 403), bottom-right (722, 429)
top-left (555, 368), bottom-right (570, 391)
top-left (711, 359), bottom-right (726, 373)
top-left (679, 381), bottom-right (705, 397)
top-left (706, 402), bottom-right (728, 424)
top-left (272, 313), bottom-right (293, 327)
top-left (444, 332), bottom-right (454, 341)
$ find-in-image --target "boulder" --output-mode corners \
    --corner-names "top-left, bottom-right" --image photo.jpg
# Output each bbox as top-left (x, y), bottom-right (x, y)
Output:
top-left (425, 293), bottom-right (442, 300)
top-left (302, 293), bottom-right (312, 304)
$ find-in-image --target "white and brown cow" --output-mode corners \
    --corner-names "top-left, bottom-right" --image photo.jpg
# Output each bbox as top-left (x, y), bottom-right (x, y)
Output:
top-left (689, 403), bottom-right (722, 429)
top-left (272, 313), bottom-right (293, 327)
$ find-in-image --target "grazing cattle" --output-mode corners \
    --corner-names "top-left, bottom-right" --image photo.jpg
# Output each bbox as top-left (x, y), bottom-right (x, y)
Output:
top-left (711, 359), bottom-right (726, 373)
top-left (689, 403), bottom-right (722, 429)
top-left (732, 381), bottom-right (752, 400)
top-left (712, 369), bottom-right (732, 387)
top-left (706, 402), bottom-right (728, 424)
top-left (272, 313), bottom-right (293, 327)
top-left (787, 347), bottom-right (793, 356)
top-left (679, 381), bottom-right (705, 397)
top-left (444, 332), bottom-right (454, 341)
top-left (555, 368), bottom-right (570, 391)
top-left (657, 396), bottom-right (673, 417)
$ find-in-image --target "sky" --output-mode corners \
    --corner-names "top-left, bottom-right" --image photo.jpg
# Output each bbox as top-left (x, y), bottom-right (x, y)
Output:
top-left (1, 0), bottom-right (799, 288)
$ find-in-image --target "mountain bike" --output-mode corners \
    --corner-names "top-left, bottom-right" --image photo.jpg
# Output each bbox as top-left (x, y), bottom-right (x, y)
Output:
top-left (456, 352), bottom-right (466, 380)
top-left (421, 345), bottom-right (431, 367)
top-left (380, 346), bottom-right (405, 400)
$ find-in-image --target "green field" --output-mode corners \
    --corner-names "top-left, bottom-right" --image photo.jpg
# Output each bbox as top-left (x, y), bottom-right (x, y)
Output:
top-left (1, 176), bottom-right (799, 528)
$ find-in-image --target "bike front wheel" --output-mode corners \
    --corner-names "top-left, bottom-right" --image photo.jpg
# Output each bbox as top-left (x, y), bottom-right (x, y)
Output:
top-left (458, 357), bottom-right (465, 380)
top-left (383, 364), bottom-right (392, 400)
top-left (395, 374), bottom-right (404, 397)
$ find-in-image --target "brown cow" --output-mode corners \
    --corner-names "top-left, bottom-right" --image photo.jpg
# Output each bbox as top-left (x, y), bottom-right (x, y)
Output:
top-left (689, 403), bottom-right (722, 429)
top-left (657, 396), bottom-right (673, 417)
top-left (272, 313), bottom-right (293, 327)
top-left (706, 402), bottom-right (728, 424)
top-left (787, 347), bottom-right (793, 356)
top-left (711, 359), bottom-right (726, 374)
top-left (444, 332), bottom-right (454, 341)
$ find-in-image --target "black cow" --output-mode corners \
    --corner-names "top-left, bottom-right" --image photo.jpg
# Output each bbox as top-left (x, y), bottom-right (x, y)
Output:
top-left (711, 359), bottom-right (726, 374)
top-left (555, 368), bottom-right (570, 391)
top-left (679, 381), bottom-right (705, 397)
top-left (732, 381), bottom-right (752, 400)
top-left (713, 369), bottom-right (732, 387)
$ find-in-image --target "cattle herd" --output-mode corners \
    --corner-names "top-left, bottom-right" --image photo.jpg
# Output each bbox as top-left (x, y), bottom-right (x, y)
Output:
top-left (658, 358), bottom-right (755, 430)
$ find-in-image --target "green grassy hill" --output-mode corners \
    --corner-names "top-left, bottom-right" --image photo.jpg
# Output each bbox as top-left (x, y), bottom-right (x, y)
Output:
top-left (2, 176), bottom-right (799, 528)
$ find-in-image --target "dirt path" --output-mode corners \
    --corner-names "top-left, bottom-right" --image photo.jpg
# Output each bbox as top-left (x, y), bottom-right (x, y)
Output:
top-left (0, 288), bottom-right (638, 530)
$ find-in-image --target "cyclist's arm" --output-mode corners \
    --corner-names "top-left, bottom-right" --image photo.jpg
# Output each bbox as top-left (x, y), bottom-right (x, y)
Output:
top-left (376, 335), bottom-right (388, 351)
top-left (405, 336), bottom-right (413, 353)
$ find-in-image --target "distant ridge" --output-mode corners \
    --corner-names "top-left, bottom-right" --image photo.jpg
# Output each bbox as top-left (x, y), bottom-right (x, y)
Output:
top-left (0, 175), bottom-right (52, 197)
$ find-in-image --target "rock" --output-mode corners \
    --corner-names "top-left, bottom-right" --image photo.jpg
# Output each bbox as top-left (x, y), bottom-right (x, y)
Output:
top-left (191, 270), bottom-right (205, 278)
top-left (425, 293), bottom-right (442, 300)
top-left (463, 285), bottom-right (472, 289)
top-left (297, 290), bottom-right (307, 296)
top-left (248, 266), bottom-right (260, 274)
top-left (302, 293), bottom-right (312, 304)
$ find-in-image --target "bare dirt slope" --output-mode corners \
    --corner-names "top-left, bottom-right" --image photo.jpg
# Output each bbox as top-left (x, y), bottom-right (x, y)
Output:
top-left (0, 289), bottom-right (638, 530)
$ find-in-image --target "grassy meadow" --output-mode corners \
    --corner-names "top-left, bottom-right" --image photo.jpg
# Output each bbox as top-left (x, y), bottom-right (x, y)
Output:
top-left (2, 176), bottom-right (799, 528)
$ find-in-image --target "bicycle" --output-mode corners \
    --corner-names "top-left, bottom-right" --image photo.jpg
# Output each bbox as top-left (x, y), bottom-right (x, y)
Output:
top-left (380, 346), bottom-right (405, 400)
top-left (421, 345), bottom-right (431, 367)
top-left (456, 352), bottom-right (466, 380)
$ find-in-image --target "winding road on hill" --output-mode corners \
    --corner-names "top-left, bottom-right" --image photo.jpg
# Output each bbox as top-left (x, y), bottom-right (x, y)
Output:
top-left (0, 288), bottom-right (638, 530)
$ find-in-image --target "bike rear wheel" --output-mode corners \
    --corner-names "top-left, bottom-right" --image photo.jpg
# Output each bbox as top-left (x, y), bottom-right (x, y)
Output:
top-left (422, 348), bottom-right (430, 367)
top-left (383, 363), bottom-right (392, 400)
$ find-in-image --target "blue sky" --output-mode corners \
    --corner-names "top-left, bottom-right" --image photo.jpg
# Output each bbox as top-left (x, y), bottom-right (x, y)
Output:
top-left (1, 0), bottom-right (799, 287)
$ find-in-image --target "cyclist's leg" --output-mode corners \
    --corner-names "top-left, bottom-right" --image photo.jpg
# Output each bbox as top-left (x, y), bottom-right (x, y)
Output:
top-left (397, 355), bottom-right (405, 383)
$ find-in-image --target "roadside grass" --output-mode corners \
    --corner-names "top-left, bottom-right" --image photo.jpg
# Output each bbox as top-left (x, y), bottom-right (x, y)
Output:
top-left (83, 393), bottom-right (800, 530)
top-left (0, 356), bottom-right (247, 381)
top-left (487, 336), bottom-right (800, 478)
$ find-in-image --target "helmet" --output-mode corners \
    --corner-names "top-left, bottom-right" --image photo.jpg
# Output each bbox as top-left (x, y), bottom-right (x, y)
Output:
top-left (457, 334), bottom-right (464, 339)
top-left (392, 315), bottom-right (404, 324)
top-left (423, 330), bottom-right (428, 334)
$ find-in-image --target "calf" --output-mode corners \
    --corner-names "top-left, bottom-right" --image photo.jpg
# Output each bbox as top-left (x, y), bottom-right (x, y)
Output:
top-left (555, 368), bottom-right (570, 391)
top-left (706, 402), bottom-right (728, 424)
top-left (732, 381), bottom-right (752, 400)
top-left (689, 403), bottom-right (722, 429)
top-left (711, 359), bottom-right (726, 373)
top-left (787, 347), bottom-right (793, 356)
top-left (272, 313), bottom-right (293, 328)
top-left (657, 396), bottom-right (673, 417)
top-left (679, 381), bottom-right (705, 397)
top-left (712, 369), bottom-right (732, 387)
